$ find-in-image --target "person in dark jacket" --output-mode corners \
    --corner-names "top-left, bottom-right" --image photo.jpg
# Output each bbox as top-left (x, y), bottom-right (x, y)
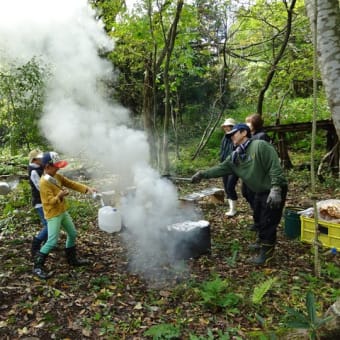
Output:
top-left (242, 114), bottom-right (271, 231)
top-left (220, 118), bottom-right (238, 217)
top-left (191, 123), bottom-right (288, 265)
top-left (28, 149), bottom-right (48, 258)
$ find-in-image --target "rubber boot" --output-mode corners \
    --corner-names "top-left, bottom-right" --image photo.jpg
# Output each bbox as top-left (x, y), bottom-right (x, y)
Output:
top-left (248, 224), bottom-right (259, 232)
top-left (248, 238), bottom-right (261, 252)
top-left (249, 243), bottom-right (275, 265)
top-left (31, 237), bottom-right (42, 259)
top-left (225, 199), bottom-right (237, 217)
top-left (65, 246), bottom-right (90, 267)
top-left (33, 252), bottom-right (49, 279)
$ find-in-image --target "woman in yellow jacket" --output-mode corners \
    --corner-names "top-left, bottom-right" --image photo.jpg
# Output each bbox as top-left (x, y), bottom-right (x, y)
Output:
top-left (33, 151), bottom-right (96, 279)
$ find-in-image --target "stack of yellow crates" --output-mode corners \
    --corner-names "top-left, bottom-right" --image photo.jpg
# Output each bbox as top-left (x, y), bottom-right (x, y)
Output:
top-left (300, 216), bottom-right (340, 251)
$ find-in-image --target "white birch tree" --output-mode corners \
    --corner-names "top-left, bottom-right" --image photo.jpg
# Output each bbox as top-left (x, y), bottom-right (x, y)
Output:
top-left (304, 0), bottom-right (340, 141)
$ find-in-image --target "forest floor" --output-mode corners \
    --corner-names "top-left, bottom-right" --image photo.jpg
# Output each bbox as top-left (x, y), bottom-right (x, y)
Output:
top-left (0, 172), bottom-right (339, 340)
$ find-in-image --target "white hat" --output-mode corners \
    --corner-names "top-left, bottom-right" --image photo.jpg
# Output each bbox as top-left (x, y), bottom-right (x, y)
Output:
top-left (28, 149), bottom-right (43, 163)
top-left (221, 118), bottom-right (236, 127)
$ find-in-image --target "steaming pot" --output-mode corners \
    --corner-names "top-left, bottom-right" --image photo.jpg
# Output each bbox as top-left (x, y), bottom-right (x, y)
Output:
top-left (166, 220), bottom-right (211, 260)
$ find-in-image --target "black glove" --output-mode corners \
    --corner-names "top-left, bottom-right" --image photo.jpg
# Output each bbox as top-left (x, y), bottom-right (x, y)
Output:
top-left (191, 171), bottom-right (203, 183)
top-left (266, 186), bottom-right (282, 209)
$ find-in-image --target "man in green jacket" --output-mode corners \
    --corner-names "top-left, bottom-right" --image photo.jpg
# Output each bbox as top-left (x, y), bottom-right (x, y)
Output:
top-left (191, 123), bottom-right (288, 265)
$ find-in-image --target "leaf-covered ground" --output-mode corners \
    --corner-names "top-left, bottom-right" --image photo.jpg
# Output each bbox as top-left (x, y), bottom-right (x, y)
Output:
top-left (0, 172), bottom-right (339, 339)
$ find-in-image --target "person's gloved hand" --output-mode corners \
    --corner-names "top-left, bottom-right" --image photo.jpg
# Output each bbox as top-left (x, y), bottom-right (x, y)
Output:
top-left (266, 186), bottom-right (282, 209)
top-left (191, 171), bottom-right (203, 183)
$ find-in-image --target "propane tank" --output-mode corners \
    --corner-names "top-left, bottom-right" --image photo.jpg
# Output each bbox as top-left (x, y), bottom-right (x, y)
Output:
top-left (98, 206), bottom-right (122, 233)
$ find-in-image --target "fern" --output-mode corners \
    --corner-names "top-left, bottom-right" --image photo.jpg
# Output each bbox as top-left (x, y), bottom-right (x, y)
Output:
top-left (252, 277), bottom-right (277, 305)
top-left (199, 276), bottom-right (241, 311)
top-left (144, 323), bottom-right (181, 339)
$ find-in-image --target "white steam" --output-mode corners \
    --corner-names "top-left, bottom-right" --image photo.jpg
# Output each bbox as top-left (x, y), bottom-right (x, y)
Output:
top-left (0, 0), bottom-right (146, 183)
top-left (0, 0), bottom-right (201, 279)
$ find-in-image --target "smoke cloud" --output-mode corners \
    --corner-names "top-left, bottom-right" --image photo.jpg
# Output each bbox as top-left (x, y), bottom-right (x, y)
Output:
top-left (0, 0), bottom-right (200, 281)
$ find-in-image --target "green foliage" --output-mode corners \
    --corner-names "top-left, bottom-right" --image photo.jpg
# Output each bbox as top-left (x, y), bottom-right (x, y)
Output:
top-left (229, 0), bottom-right (316, 103)
top-left (17, 179), bottom-right (31, 206)
top-left (0, 152), bottom-right (28, 175)
top-left (96, 288), bottom-right (113, 301)
top-left (206, 129), bottom-right (223, 149)
top-left (0, 58), bottom-right (50, 153)
top-left (323, 262), bottom-right (340, 279)
top-left (144, 323), bottom-right (181, 340)
top-left (225, 240), bottom-right (240, 267)
top-left (252, 277), bottom-right (278, 305)
top-left (68, 198), bottom-right (97, 224)
top-left (284, 291), bottom-right (334, 340)
top-left (277, 96), bottom-right (330, 123)
top-left (1, 180), bottom-right (31, 215)
top-left (198, 276), bottom-right (241, 311)
top-left (189, 327), bottom-right (243, 340)
top-left (90, 275), bottom-right (112, 291)
top-left (98, 315), bottom-right (116, 336)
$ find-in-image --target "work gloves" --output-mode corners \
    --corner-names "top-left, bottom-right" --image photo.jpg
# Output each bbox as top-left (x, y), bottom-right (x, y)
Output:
top-left (191, 171), bottom-right (203, 183)
top-left (266, 186), bottom-right (282, 209)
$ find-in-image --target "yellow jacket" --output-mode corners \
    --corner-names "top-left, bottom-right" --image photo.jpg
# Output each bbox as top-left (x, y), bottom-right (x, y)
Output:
top-left (40, 173), bottom-right (88, 219)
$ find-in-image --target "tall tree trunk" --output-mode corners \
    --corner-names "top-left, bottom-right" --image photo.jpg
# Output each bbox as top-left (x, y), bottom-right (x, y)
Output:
top-left (305, 0), bottom-right (340, 175)
top-left (161, 0), bottom-right (184, 174)
top-left (191, 34), bottom-right (230, 160)
top-left (142, 56), bottom-right (158, 164)
top-left (142, 0), bottom-right (183, 169)
top-left (257, 0), bottom-right (297, 114)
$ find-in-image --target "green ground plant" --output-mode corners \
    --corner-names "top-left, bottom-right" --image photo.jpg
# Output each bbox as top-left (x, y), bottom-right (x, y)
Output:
top-left (143, 323), bottom-right (181, 339)
top-left (189, 327), bottom-right (243, 340)
top-left (284, 291), bottom-right (334, 340)
top-left (251, 277), bottom-right (278, 305)
top-left (225, 239), bottom-right (240, 267)
top-left (197, 275), bottom-right (241, 312)
top-left (323, 262), bottom-right (340, 278)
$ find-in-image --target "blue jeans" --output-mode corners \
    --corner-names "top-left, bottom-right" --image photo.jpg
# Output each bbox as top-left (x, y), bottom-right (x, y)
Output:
top-left (35, 206), bottom-right (48, 242)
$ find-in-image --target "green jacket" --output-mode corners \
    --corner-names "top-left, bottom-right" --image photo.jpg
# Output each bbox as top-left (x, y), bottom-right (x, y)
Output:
top-left (201, 139), bottom-right (287, 193)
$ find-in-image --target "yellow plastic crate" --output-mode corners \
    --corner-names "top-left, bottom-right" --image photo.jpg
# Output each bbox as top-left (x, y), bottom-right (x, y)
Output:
top-left (300, 216), bottom-right (340, 251)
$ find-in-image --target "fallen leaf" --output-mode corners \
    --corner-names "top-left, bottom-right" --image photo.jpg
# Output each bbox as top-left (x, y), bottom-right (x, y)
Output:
top-left (17, 327), bottom-right (29, 335)
top-left (82, 328), bottom-right (92, 337)
top-left (34, 322), bottom-right (45, 328)
top-left (134, 302), bottom-right (143, 310)
top-left (159, 290), bottom-right (171, 297)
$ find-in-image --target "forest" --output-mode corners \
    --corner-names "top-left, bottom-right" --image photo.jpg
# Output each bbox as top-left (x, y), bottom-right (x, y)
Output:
top-left (0, 0), bottom-right (339, 339)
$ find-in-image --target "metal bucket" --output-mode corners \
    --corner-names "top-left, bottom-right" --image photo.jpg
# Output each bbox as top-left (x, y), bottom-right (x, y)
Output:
top-left (166, 220), bottom-right (211, 260)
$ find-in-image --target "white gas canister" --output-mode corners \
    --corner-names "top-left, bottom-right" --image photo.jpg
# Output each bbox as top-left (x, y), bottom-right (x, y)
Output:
top-left (0, 182), bottom-right (11, 195)
top-left (98, 206), bottom-right (122, 233)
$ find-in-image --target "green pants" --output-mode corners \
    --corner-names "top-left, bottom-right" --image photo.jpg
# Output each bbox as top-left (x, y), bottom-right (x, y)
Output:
top-left (40, 211), bottom-right (77, 254)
